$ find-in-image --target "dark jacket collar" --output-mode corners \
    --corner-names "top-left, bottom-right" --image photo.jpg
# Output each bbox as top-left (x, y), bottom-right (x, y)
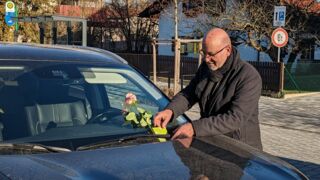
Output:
top-left (208, 46), bottom-right (239, 82)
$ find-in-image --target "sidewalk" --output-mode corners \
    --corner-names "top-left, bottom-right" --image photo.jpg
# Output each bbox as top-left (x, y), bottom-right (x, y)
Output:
top-left (185, 93), bottom-right (320, 179)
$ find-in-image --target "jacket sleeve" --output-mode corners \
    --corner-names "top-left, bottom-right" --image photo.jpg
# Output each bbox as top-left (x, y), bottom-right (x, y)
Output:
top-left (191, 65), bottom-right (262, 136)
top-left (165, 64), bottom-right (205, 120)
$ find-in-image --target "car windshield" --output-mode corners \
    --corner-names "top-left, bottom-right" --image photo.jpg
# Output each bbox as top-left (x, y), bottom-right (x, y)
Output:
top-left (0, 61), bottom-right (186, 150)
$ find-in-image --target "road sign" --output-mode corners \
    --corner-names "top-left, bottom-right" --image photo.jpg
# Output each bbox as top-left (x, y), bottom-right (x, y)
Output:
top-left (5, 1), bottom-right (15, 13)
top-left (4, 1), bottom-right (16, 27)
top-left (5, 14), bottom-right (15, 26)
top-left (272, 27), bottom-right (288, 47)
top-left (273, 6), bottom-right (286, 27)
top-left (5, 12), bottom-right (16, 26)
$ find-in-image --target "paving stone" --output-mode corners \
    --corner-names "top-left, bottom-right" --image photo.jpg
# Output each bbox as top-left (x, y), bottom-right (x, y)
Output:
top-left (184, 93), bottom-right (320, 179)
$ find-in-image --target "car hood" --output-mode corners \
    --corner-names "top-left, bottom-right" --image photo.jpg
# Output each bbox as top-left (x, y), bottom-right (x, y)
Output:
top-left (0, 135), bottom-right (307, 180)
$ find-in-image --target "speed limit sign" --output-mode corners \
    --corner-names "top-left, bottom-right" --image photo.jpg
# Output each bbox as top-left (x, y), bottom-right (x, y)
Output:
top-left (271, 28), bottom-right (288, 47)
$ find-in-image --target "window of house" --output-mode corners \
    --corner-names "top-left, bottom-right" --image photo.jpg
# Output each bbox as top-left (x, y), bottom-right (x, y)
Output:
top-left (171, 36), bottom-right (202, 56)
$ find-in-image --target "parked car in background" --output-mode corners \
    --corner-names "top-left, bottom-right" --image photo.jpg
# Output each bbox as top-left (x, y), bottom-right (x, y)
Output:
top-left (0, 43), bottom-right (308, 179)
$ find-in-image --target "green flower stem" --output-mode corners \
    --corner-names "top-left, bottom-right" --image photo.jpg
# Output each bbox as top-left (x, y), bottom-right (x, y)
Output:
top-left (147, 124), bottom-right (153, 133)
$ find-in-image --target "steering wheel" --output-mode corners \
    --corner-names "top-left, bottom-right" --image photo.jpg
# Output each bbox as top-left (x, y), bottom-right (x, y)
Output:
top-left (87, 109), bottom-right (123, 124)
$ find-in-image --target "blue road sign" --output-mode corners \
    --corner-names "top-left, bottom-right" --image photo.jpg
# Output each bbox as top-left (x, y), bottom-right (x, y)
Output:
top-left (5, 16), bottom-right (15, 26)
top-left (5, 12), bottom-right (15, 26)
top-left (273, 6), bottom-right (286, 27)
top-left (279, 12), bottom-right (285, 21)
top-left (5, 1), bottom-right (16, 27)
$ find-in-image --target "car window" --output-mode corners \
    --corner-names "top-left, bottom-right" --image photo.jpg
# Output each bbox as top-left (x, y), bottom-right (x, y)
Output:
top-left (104, 79), bottom-right (160, 114)
top-left (0, 62), bottom-right (187, 149)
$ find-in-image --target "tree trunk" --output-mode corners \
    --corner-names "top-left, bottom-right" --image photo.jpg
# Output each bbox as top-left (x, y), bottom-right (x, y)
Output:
top-left (267, 46), bottom-right (279, 62)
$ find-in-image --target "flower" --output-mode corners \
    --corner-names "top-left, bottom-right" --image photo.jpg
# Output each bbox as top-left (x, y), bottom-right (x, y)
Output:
top-left (125, 92), bottom-right (137, 105)
top-left (122, 93), bottom-right (168, 139)
top-left (123, 92), bottom-right (152, 129)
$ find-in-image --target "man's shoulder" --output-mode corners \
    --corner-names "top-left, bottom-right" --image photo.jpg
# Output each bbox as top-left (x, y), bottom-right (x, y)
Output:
top-left (237, 60), bottom-right (260, 75)
top-left (234, 60), bottom-right (262, 83)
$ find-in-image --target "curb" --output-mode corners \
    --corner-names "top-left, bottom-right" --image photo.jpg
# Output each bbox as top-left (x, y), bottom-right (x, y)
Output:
top-left (284, 92), bottom-right (320, 99)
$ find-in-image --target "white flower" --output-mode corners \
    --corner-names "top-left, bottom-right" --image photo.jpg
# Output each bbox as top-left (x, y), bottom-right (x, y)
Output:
top-left (125, 92), bottom-right (137, 105)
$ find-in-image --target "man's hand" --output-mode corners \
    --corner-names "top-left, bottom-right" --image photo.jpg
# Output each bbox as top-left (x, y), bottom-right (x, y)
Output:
top-left (171, 123), bottom-right (194, 140)
top-left (153, 109), bottom-right (173, 128)
top-left (176, 137), bottom-right (193, 148)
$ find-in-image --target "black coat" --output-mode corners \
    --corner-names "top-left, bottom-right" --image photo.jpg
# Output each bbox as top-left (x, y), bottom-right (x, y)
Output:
top-left (166, 48), bottom-right (263, 150)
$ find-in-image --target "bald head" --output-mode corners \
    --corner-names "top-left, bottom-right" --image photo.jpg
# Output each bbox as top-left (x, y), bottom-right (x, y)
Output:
top-left (204, 28), bottom-right (231, 48)
top-left (202, 28), bottom-right (232, 71)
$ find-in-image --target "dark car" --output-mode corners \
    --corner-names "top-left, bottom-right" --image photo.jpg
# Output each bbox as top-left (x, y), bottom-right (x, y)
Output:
top-left (0, 43), bottom-right (307, 180)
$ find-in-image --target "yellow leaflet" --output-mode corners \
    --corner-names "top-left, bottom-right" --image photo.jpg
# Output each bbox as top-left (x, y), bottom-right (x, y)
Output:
top-left (151, 127), bottom-right (168, 142)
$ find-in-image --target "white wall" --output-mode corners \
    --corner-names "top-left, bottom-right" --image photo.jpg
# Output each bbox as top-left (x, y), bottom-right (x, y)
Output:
top-left (158, 2), bottom-right (209, 57)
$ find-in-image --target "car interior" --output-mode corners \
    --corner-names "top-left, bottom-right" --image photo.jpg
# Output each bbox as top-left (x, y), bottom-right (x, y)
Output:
top-left (0, 65), bottom-right (130, 142)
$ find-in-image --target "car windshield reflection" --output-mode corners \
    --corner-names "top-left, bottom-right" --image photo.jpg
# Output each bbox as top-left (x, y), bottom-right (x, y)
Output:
top-left (0, 63), bottom-right (186, 150)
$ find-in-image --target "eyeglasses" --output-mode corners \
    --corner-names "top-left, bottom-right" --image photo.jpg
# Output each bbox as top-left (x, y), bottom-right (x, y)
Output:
top-left (199, 45), bottom-right (229, 58)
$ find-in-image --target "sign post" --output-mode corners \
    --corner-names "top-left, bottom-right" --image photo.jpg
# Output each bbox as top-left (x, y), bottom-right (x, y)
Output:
top-left (5, 1), bottom-right (16, 26)
top-left (273, 6), bottom-right (287, 62)
top-left (271, 28), bottom-right (288, 62)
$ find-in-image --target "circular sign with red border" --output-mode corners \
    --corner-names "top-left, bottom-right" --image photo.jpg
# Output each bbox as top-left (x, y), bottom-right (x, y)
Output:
top-left (271, 27), bottom-right (288, 47)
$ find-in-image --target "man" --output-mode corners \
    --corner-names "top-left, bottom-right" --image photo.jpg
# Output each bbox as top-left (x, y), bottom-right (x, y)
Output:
top-left (154, 28), bottom-right (263, 150)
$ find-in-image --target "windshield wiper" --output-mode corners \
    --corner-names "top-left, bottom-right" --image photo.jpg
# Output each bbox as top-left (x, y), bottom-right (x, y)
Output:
top-left (77, 134), bottom-right (171, 151)
top-left (0, 143), bottom-right (71, 154)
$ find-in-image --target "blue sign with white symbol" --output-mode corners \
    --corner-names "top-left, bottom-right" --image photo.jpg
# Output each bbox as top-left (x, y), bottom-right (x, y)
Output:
top-left (5, 12), bottom-right (15, 26)
top-left (279, 12), bottom-right (285, 21)
top-left (273, 6), bottom-right (286, 27)
top-left (5, 16), bottom-right (15, 26)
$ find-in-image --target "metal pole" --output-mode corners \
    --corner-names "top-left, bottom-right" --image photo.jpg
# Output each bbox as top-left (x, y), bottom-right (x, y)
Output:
top-left (279, 63), bottom-right (284, 92)
top-left (152, 39), bottom-right (157, 84)
top-left (82, 20), bottom-right (87, 46)
top-left (277, 47), bottom-right (281, 63)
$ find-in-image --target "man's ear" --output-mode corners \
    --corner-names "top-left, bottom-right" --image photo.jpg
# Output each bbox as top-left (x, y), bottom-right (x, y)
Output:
top-left (226, 46), bottom-right (232, 56)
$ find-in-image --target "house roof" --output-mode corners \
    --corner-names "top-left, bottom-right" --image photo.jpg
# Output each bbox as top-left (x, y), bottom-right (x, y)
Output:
top-left (138, 0), bottom-right (170, 17)
top-left (139, 0), bottom-right (320, 17)
top-left (284, 0), bottom-right (320, 15)
top-left (55, 5), bottom-right (123, 28)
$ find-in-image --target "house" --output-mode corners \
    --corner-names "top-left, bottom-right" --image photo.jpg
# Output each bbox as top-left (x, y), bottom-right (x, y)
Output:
top-left (139, 0), bottom-right (273, 61)
top-left (139, 0), bottom-right (211, 58)
top-left (139, 0), bottom-right (320, 61)
top-left (56, 0), bottom-right (157, 52)
top-left (55, 0), bottom-right (126, 48)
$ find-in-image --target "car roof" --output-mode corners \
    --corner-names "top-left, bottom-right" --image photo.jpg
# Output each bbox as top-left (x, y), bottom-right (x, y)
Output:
top-left (0, 42), bottom-right (128, 66)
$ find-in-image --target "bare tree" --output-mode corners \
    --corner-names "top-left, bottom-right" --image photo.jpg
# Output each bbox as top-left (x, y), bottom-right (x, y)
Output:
top-left (108, 0), bottom-right (159, 53)
top-left (0, 0), bottom-right (57, 42)
top-left (204, 0), bottom-right (320, 62)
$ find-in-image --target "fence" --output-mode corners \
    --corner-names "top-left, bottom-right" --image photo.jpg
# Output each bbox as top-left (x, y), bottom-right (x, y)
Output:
top-left (284, 61), bottom-right (320, 92)
top-left (117, 53), bottom-right (284, 95)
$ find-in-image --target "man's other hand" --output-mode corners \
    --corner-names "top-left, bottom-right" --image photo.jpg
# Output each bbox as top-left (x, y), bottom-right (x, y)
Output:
top-left (171, 123), bottom-right (194, 140)
top-left (153, 109), bottom-right (173, 128)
